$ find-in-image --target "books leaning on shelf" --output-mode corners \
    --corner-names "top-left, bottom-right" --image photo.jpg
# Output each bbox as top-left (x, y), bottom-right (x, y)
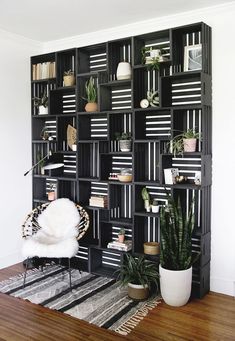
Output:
top-left (32, 62), bottom-right (56, 80)
top-left (107, 240), bottom-right (132, 251)
top-left (89, 195), bottom-right (108, 208)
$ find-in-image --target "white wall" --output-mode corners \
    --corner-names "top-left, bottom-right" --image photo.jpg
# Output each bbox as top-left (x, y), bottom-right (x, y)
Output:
top-left (42, 2), bottom-right (235, 296)
top-left (0, 30), bottom-right (40, 268)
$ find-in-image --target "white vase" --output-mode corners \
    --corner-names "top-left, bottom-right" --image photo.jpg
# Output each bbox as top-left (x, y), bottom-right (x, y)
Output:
top-left (38, 106), bottom-right (48, 115)
top-left (159, 264), bottom-right (192, 307)
top-left (116, 62), bottom-right (131, 80)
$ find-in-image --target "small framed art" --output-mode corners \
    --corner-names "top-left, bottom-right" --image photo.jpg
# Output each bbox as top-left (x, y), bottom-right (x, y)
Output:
top-left (184, 44), bottom-right (202, 71)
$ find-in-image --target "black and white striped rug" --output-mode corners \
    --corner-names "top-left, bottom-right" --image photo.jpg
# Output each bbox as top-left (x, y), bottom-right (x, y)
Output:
top-left (0, 265), bottom-right (160, 335)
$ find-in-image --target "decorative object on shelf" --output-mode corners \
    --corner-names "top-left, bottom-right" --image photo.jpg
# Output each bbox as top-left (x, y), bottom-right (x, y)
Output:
top-left (107, 240), bottom-right (132, 251)
top-left (140, 98), bottom-right (149, 108)
top-left (147, 90), bottom-right (159, 107)
top-left (168, 128), bottom-right (201, 156)
top-left (194, 171), bottom-right (201, 185)
top-left (33, 89), bottom-right (48, 115)
top-left (115, 132), bottom-right (132, 152)
top-left (89, 195), bottom-right (108, 208)
top-left (118, 228), bottom-right (125, 243)
top-left (83, 76), bottom-right (98, 112)
top-left (40, 125), bottom-right (53, 141)
top-left (117, 168), bottom-right (132, 183)
top-left (47, 183), bottom-right (57, 201)
top-left (164, 168), bottom-right (179, 185)
top-left (141, 187), bottom-right (150, 212)
top-left (160, 195), bottom-right (196, 306)
top-left (117, 254), bottom-right (159, 300)
top-left (63, 69), bottom-right (75, 87)
top-left (175, 175), bottom-right (188, 184)
top-left (184, 44), bottom-right (202, 72)
top-left (143, 242), bottom-right (160, 255)
top-left (116, 61), bottom-right (131, 80)
top-left (141, 47), bottom-right (166, 71)
top-left (67, 124), bottom-right (77, 150)
top-left (151, 199), bottom-right (160, 213)
top-left (108, 172), bottom-right (118, 180)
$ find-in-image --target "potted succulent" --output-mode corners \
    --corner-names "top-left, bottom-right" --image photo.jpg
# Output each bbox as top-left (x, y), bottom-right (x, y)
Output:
top-left (141, 187), bottom-right (150, 212)
top-left (47, 183), bottom-right (57, 201)
top-left (118, 228), bottom-right (125, 243)
top-left (117, 254), bottom-right (159, 300)
top-left (147, 90), bottom-right (159, 107)
top-left (169, 129), bottom-right (201, 156)
top-left (115, 132), bottom-right (132, 152)
top-left (151, 199), bottom-right (160, 213)
top-left (159, 195), bottom-right (195, 306)
top-left (63, 69), bottom-right (75, 87)
top-left (33, 90), bottom-right (48, 115)
top-left (83, 76), bottom-right (98, 112)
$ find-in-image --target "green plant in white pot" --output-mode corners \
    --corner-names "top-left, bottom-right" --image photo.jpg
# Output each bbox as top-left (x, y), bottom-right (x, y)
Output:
top-left (115, 132), bottom-right (132, 152)
top-left (159, 195), bottom-right (195, 306)
top-left (117, 254), bottom-right (159, 300)
top-left (33, 90), bottom-right (48, 115)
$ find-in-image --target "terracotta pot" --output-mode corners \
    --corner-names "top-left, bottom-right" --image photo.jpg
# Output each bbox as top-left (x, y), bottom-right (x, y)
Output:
top-left (85, 102), bottom-right (98, 112)
top-left (118, 234), bottom-right (125, 243)
top-left (48, 191), bottom-right (55, 201)
top-left (128, 283), bottom-right (149, 300)
top-left (63, 75), bottom-right (75, 87)
top-left (183, 138), bottom-right (197, 152)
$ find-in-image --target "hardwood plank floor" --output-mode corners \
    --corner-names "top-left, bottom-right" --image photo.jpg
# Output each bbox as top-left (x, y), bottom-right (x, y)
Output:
top-left (0, 263), bottom-right (234, 341)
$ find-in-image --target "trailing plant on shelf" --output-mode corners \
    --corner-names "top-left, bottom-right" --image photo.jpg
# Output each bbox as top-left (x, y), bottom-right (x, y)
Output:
top-left (63, 69), bottom-right (75, 87)
top-left (168, 128), bottom-right (201, 156)
top-left (141, 187), bottom-right (150, 212)
top-left (82, 76), bottom-right (98, 112)
top-left (117, 253), bottom-right (159, 300)
top-left (33, 90), bottom-right (48, 115)
top-left (141, 47), bottom-right (165, 71)
top-left (115, 132), bottom-right (132, 152)
top-left (159, 195), bottom-right (197, 306)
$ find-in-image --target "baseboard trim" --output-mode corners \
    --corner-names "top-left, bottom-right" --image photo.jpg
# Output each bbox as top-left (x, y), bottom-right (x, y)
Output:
top-left (210, 277), bottom-right (235, 297)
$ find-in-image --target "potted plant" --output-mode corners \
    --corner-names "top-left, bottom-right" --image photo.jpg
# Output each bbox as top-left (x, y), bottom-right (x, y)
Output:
top-left (147, 90), bottom-right (159, 107)
top-left (118, 228), bottom-right (125, 243)
top-left (159, 195), bottom-right (195, 306)
top-left (141, 187), bottom-right (150, 212)
top-left (47, 183), bottom-right (57, 201)
top-left (151, 199), bottom-right (160, 213)
top-left (169, 129), bottom-right (200, 156)
top-left (83, 76), bottom-right (98, 112)
top-left (141, 47), bottom-right (165, 71)
top-left (117, 254), bottom-right (159, 300)
top-left (33, 90), bottom-right (48, 115)
top-left (115, 132), bottom-right (132, 152)
top-left (63, 69), bottom-right (75, 87)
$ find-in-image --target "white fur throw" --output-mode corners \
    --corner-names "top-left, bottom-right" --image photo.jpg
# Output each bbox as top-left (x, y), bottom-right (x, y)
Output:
top-left (22, 198), bottom-right (80, 258)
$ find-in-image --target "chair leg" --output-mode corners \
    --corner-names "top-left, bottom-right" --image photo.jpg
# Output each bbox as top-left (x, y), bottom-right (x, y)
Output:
top-left (68, 258), bottom-right (72, 289)
top-left (23, 257), bottom-right (29, 288)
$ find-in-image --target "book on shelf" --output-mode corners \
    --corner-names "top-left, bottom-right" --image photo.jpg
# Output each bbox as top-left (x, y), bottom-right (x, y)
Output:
top-left (107, 240), bottom-right (132, 251)
top-left (89, 195), bottom-right (108, 208)
top-left (32, 62), bottom-right (56, 80)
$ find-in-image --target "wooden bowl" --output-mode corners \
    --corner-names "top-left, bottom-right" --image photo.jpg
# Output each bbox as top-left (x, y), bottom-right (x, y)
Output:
top-left (144, 242), bottom-right (160, 255)
top-left (117, 174), bottom-right (132, 182)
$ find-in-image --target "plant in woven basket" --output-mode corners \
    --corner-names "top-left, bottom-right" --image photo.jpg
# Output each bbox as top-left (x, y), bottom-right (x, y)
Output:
top-left (160, 195), bottom-right (195, 271)
top-left (63, 69), bottom-right (75, 87)
top-left (82, 76), bottom-right (98, 112)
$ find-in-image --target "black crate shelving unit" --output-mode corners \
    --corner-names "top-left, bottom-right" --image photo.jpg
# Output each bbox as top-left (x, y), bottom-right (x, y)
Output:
top-left (30, 22), bottom-right (212, 297)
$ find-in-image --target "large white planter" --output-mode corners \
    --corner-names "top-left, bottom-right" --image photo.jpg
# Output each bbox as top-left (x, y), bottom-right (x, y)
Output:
top-left (159, 264), bottom-right (192, 307)
top-left (116, 62), bottom-right (131, 80)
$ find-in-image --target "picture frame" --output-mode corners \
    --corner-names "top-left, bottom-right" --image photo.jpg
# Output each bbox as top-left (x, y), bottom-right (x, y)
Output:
top-left (184, 44), bottom-right (202, 71)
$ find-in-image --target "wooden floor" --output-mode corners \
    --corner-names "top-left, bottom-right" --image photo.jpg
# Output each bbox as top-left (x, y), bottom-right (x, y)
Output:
top-left (0, 264), bottom-right (234, 341)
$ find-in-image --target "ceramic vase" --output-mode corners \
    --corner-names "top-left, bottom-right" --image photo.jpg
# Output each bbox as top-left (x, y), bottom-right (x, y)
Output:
top-left (116, 62), bottom-right (131, 80)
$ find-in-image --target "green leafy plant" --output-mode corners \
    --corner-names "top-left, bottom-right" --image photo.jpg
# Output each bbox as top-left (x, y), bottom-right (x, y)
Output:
top-left (83, 76), bottom-right (97, 103)
top-left (118, 228), bottom-right (125, 235)
top-left (141, 187), bottom-right (150, 201)
top-left (63, 69), bottom-right (74, 76)
top-left (160, 195), bottom-right (196, 270)
top-left (181, 128), bottom-right (200, 139)
top-left (152, 199), bottom-right (159, 206)
top-left (147, 90), bottom-right (159, 107)
top-left (117, 254), bottom-right (159, 289)
top-left (33, 90), bottom-right (48, 108)
top-left (141, 47), bottom-right (165, 71)
top-left (115, 132), bottom-right (132, 140)
top-left (36, 152), bottom-right (45, 168)
top-left (168, 129), bottom-right (201, 156)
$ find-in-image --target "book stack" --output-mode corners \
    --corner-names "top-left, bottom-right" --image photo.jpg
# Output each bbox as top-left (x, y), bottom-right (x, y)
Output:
top-left (107, 240), bottom-right (132, 251)
top-left (89, 195), bottom-right (108, 208)
top-left (32, 62), bottom-right (56, 80)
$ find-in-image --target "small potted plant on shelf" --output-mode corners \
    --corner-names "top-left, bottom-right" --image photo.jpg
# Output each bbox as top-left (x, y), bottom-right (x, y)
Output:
top-left (115, 132), bottom-right (132, 152)
top-left (33, 90), bottom-right (48, 115)
top-left (63, 69), bottom-right (75, 87)
top-left (118, 228), bottom-right (125, 243)
top-left (117, 254), bottom-right (159, 300)
top-left (147, 90), bottom-right (159, 107)
top-left (168, 128), bottom-right (201, 156)
top-left (82, 76), bottom-right (98, 112)
top-left (141, 47), bottom-right (165, 71)
top-left (141, 187), bottom-right (150, 212)
top-left (151, 199), bottom-right (160, 213)
top-left (159, 195), bottom-right (196, 307)
top-left (47, 183), bottom-right (57, 201)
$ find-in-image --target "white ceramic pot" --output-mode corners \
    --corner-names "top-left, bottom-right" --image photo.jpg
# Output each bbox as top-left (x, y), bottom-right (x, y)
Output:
top-left (71, 144), bottom-right (77, 151)
top-left (159, 264), bottom-right (192, 307)
top-left (119, 140), bottom-right (131, 152)
top-left (151, 205), bottom-right (160, 213)
top-left (116, 62), bottom-right (131, 80)
top-left (38, 106), bottom-right (48, 115)
top-left (150, 49), bottom-right (161, 58)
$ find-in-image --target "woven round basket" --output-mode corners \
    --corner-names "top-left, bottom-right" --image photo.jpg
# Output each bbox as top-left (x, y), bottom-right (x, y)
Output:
top-left (143, 242), bottom-right (160, 255)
